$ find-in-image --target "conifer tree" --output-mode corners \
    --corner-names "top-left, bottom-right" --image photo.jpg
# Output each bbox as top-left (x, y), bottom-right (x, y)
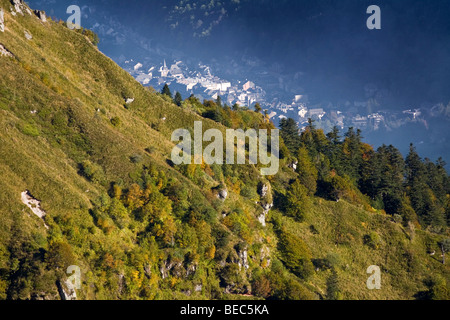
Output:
top-left (161, 83), bottom-right (172, 98)
top-left (280, 118), bottom-right (301, 155)
top-left (174, 91), bottom-right (183, 106)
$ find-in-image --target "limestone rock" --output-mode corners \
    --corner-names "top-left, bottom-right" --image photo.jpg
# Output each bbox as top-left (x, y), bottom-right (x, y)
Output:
top-left (238, 248), bottom-right (249, 271)
top-left (0, 44), bottom-right (13, 58)
top-left (24, 30), bottom-right (32, 40)
top-left (10, 0), bottom-right (28, 16)
top-left (217, 188), bottom-right (228, 201)
top-left (21, 190), bottom-right (49, 229)
top-left (289, 160), bottom-right (298, 171)
top-left (34, 10), bottom-right (46, 22)
top-left (57, 279), bottom-right (77, 301)
top-left (194, 284), bottom-right (203, 292)
top-left (258, 183), bottom-right (269, 198)
top-left (0, 8), bottom-right (4, 32)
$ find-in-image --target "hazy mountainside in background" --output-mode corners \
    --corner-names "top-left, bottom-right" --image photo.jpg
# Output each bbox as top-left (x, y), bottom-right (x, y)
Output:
top-left (0, 0), bottom-right (449, 300)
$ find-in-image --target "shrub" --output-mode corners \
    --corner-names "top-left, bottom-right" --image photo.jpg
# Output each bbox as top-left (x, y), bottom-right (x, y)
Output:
top-left (18, 123), bottom-right (40, 137)
top-left (111, 116), bottom-right (121, 127)
top-left (45, 242), bottom-right (76, 270)
top-left (80, 160), bottom-right (106, 184)
top-left (130, 154), bottom-right (143, 164)
top-left (363, 232), bottom-right (381, 250)
top-left (278, 228), bottom-right (314, 279)
top-left (285, 179), bottom-right (312, 222)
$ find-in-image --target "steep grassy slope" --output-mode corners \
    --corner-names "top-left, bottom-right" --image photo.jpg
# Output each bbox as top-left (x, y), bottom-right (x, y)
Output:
top-left (0, 0), bottom-right (448, 300)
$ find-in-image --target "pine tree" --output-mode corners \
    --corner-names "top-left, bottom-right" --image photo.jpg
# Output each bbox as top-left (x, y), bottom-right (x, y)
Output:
top-left (161, 83), bottom-right (172, 98)
top-left (280, 118), bottom-right (301, 155)
top-left (174, 91), bottom-right (183, 106)
top-left (254, 103), bottom-right (262, 113)
top-left (216, 95), bottom-right (222, 108)
top-left (326, 269), bottom-right (342, 300)
top-left (297, 147), bottom-right (318, 196)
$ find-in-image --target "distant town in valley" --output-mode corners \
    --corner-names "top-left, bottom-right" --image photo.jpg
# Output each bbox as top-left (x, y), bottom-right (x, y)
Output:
top-left (125, 58), bottom-right (443, 134)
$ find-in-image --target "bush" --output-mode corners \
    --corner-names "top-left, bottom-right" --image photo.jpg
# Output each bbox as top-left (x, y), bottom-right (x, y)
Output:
top-left (45, 242), bottom-right (76, 270)
top-left (111, 116), bottom-right (121, 127)
top-left (130, 154), bottom-right (143, 164)
top-left (18, 123), bottom-right (40, 137)
top-left (363, 232), bottom-right (381, 250)
top-left (285, 180), bottom-right (312, 222)
top-left (278, 229), bottom-right (314, 279)
top-left (80, 160), bottom-right (106, 184)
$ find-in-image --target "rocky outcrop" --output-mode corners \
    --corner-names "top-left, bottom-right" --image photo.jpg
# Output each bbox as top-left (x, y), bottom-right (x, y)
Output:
top-left (10, 0), bottom-right (31, 16)
top-left (257, 182), bottom-right (273, 227)
top-left (288, 160), bottom-right (298, 171)
top-left (194, 284), bottom-right (203, 292)
top-left (24, 30), bottom-right (32, 40)
top-left (34, 10), bottom-right (46, 22)
top-left (0, 44), bottom-right (13, 58)
top-left (217, 188), bottom-right (228, 201)
top-left (57, 279), bottom-right (77, 300)
top-left (257, 202), bottom-right (273, 227)
top-left (21, 190), bottom-right (49, 229)
top-left (0, 8), bottom-right (4, 32)
top-left (237, 247), bottom-right (249, 271)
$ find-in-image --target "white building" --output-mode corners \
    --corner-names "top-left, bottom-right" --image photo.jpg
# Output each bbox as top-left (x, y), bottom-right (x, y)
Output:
top-left (243, 81), bottom-right (255, 91)
top-left (159, 60), bottom-right (169, 78)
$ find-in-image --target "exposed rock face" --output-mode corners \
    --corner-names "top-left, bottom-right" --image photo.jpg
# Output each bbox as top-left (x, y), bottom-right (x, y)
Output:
top-left (10, 0), bottom-right (30, 16)
top-left (0, 44), bottom-right (13, 58)
top-left (34, 10), bottom-right (46, 22)
top-left (258, 183), bottom-right (269, 198)
top-left (238, 248), bottom-right (249, 271)
top-left (289, 160), bottom-right (298, 171)
top-left (24, 30), bottom-right (32, 40)
top-left (118, 274), bottom-right (125, 295)
top-left (257, 182), bottom-right (273, 226)
top-left (0, 8), bottom-right (4, 32)
top-left (195, 284), bottom-right (203, 292)
top-left (125, 98), bottom-right (135, 104)
top-left (217, 188), bottom-right (228, 201)
top-left (257, 203), bottom-right (273, 227)
top-left (21, 190), bottom-right (49, 229)
top-left (57, 279), bottom-right (77, 301)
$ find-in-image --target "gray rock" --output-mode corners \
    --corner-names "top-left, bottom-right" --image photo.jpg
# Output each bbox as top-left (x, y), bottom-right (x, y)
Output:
top-left (57, 279), bottom-right (77, 300)
top-left (24, 30), bottom-right (32, 40)
top-left (34, 10), bottom-right (46, 22)
top-left (238, 248), bottom-right (249, 271)
top-left (0, 9), bottom-right (4, 33)
top-left (11, 0), bottom-right (24, 15)
top-left (258, 202), bottom-right (273, 227)
top-left (259, 183), bottom-right (269, 198)
top-left (0, 44), bottom-right (13, 58)
top-left (217, 188), bottom-right (228, 201)
top-left (289, 160), bottom-right (298, 171)
top-left (194, 284), bottom-right (203, 292)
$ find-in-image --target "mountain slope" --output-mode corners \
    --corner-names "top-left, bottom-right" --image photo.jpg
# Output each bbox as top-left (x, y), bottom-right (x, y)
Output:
top-left (0, 0), bottom-right (449, 300)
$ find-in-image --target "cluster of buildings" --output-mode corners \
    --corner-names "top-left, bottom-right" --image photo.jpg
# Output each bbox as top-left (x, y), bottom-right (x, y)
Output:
top-left (126, 59), bottom-right (426, 134)
top-left (128, 59), bottom-right (267, 107)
